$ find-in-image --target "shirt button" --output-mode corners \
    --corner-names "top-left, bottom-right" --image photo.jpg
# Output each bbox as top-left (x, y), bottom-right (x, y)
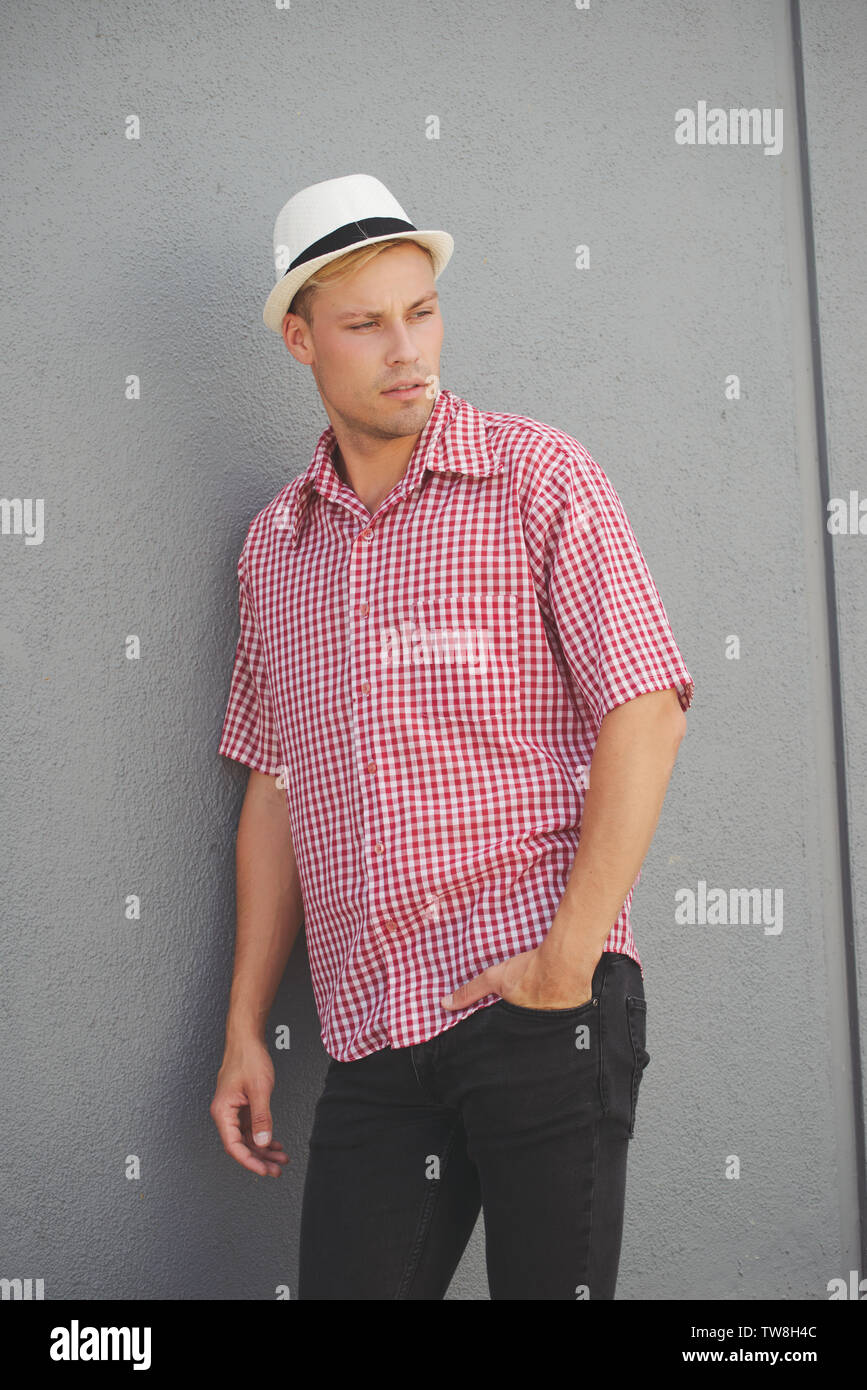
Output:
top-left (361, 681), bottom-right (371, 694)
top-left (361, 528), bottom-right (374, 541)
top-left (383, 919), bottom-right (398, 933)
top-left (366, 760), bottom-right (377, 774)
top-left (359, 602), bottom-right (370, 616)
top-left (374, 842), bottom-right (384, 854)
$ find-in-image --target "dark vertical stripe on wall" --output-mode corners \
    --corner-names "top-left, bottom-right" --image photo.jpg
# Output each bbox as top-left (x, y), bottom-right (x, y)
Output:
top-left (791, 0), bottom-right (866, 1275)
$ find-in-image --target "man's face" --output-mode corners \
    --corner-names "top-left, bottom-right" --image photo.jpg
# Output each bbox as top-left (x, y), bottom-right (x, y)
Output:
top-left (281, 242), bottom-right (444, 441)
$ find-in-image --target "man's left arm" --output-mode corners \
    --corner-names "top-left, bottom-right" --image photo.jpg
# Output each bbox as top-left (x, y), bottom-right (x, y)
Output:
top-left (442, 688), bottom-right (685, 1011)
top-left (531, 687), bottom-right (686, 1005)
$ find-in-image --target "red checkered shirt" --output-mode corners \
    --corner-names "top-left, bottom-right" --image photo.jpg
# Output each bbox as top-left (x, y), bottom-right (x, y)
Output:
top-left (219, 386), bottom-right (694, 1061)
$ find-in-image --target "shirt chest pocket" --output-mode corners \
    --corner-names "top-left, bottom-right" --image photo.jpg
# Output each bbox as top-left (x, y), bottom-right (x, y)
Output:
top-left (413, 592), bottom-right (522, 723)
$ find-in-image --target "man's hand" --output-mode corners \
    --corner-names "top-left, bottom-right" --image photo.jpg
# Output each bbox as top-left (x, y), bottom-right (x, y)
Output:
top-left (440, 942), bottom-right (600, 1012)
top-left (439, 690), bottom-right (686, 1015)
top-left (210, 1038), bottom-right (290, 1178)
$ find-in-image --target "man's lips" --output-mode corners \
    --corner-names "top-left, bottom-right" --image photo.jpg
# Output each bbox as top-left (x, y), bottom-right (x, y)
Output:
top-left (382, 382), bottom-right (425, 397)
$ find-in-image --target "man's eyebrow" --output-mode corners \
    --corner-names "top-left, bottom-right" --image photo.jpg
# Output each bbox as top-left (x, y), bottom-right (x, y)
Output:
top-left (335, 291), bottom-right (439, 321)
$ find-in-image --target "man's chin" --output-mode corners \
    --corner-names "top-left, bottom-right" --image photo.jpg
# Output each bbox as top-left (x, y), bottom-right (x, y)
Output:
top-left (376, 391), bottom-right (432, 425)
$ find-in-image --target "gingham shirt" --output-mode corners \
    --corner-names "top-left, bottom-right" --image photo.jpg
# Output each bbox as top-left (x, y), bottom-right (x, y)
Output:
top-left (218, 387), bottom-right (694, 1061)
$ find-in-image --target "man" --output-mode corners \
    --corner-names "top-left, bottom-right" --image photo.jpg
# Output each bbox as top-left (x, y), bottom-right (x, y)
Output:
top-left (210, 174), bottom-right (694, 1300)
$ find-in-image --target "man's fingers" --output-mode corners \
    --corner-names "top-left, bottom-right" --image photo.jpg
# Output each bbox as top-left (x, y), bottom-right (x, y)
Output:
top-left (228, 1136), bottom-right (279, 1176)
top-left (213, 1098), bottom-right (286, 1177)
top-left (239, 1117), bottom-right (289, 1163)
top-left (442, 970), bottom-right (499, 1010)
top-left (216, 1109), bottom-right (273, 1175)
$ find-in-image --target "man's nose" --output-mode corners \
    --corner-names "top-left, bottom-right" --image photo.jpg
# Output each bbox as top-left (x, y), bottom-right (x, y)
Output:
top-left (384, 319), bottom-right (420, 359)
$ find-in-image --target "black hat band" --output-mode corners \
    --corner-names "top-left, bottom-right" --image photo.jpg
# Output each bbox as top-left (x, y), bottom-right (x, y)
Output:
top-left (284, 217), bottom-right (419, 276)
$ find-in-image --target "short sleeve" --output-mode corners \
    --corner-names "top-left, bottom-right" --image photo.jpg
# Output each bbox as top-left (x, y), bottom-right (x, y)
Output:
top-left (218, 561), bottom-right (284, 776)
top-left (536, 445), bottom-right (694, 728)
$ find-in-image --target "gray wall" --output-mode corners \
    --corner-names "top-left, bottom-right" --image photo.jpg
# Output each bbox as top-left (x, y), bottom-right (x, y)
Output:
top-left (1, 0), bottom-right (864, 1300)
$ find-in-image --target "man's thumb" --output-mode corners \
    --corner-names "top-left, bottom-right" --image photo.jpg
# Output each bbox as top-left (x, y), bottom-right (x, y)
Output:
top-left (249, 1092), bottom-right (272, 1147)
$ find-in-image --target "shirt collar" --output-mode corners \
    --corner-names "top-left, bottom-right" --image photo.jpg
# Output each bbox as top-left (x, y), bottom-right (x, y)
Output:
top-left (275, 387), bottom-right (503, 547)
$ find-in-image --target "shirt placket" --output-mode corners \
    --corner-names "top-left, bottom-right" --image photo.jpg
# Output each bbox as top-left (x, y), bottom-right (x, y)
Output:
top-left (345, 496), bottom-right (413, 1042)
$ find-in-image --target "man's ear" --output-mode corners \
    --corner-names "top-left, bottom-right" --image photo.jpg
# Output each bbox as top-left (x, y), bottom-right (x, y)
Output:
top-left (281, 312), bottom-right (314, 365)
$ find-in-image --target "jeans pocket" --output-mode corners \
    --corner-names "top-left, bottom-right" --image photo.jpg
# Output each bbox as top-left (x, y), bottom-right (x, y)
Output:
top-left (495, 995), bottom-right (598, 1019)
top-left (625, 997), bottom-right (650, 1138)
top-left (494, 951), bottom-right (608, 1018)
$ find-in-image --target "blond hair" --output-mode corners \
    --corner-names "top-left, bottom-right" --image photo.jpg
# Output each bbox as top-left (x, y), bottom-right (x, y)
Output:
top-left (286, 238), bottom-right (435, 329)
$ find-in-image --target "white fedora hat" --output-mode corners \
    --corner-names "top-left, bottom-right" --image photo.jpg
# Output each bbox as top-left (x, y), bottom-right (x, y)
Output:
top-left (263, 173), bottom-right (454, 333)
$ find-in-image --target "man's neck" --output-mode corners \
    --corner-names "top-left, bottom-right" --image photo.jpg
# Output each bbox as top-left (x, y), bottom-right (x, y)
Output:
top-left (331, 435), bottom-right (420, 518)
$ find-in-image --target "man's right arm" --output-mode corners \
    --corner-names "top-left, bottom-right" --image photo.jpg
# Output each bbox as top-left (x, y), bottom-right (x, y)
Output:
top-left (226, 769), bottom-right (303, 1044)
top-left (210, 769), bottom-right (303, 1177)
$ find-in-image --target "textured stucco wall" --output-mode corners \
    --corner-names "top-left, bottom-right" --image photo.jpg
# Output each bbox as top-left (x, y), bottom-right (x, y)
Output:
top-left (1, 0), bottom-right (863, 1300)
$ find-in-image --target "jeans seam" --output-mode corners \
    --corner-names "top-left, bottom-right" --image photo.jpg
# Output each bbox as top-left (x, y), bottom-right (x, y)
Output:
top-left (409, 1044), bottom-right (425, 1093)
top-left (394, 1118), bottom-right (461, 1299)
top-left (626, 997), bottom-right (647, 1138)
top-left (598, 964), bottom-right (608, 1116)
top-left (585, 1115), bottom-right (600, 1299)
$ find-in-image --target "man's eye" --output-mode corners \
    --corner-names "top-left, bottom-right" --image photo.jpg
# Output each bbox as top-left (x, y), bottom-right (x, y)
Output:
top-left (349, 311), bottom-right (433, 330)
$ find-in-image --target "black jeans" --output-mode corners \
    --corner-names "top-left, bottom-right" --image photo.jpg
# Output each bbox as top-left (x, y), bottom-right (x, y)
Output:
top-left (297, 951), bottom-right (649, 1300)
